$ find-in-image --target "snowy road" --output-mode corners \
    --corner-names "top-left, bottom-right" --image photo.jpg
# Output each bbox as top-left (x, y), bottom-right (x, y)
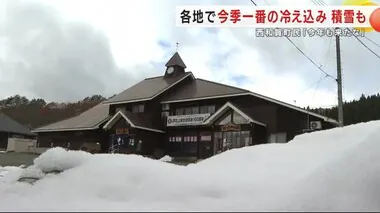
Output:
top-left (0, 152), bottom-right (38, 167)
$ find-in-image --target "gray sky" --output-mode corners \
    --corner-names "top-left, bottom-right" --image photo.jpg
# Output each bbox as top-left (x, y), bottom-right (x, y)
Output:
top-left (0, 0), bottom-right (379, 107)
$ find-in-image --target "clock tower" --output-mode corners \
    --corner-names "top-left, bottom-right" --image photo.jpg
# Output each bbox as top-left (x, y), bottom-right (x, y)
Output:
top-left (164, 52), bottom-right (187, 78)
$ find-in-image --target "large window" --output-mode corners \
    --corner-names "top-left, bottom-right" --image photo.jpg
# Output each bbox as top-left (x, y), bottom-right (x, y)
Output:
top-left (268, 133), bottom-right (287, 143)
top-left (175, 108), bottom-right (184, 115)
top-left (200, 105), bottom-right (215, 114)
top-left (132, 104), bottom-right (144, 113)
top-left (161, 111), bottom-right (169, 118)
top-left (217, 112), bottom-right (232, 125)
top-left (168, 135), bottom-right (197, 154)
top-left (216, 110), bottom-right (249, 125)
top-left (169, 136), bottom-right (182, 142)
top-left (213, 131), bottom-right (251, 153)
top-left (207, 105), bottom-right (215, 114)
top-left (115, 107), bottom-right (125, 113)
top-left (184, 107), bottom-right (192, 115)
top-left (162, 104), bottom-right (170, 111)
top-left (191, 106), bottom-right (199, 114)
top-left (175, 105), bottom-right (215, 115)
top-left (233, 111), bottom-right (249, 124)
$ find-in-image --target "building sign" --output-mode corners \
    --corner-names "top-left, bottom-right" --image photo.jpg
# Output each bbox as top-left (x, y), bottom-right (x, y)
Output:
top-left (116, 128), bottom-right (129, 135)
top-left (167, 113), bottom-right (211, 126)
top-left (221, 123), bottom-right (241, 132)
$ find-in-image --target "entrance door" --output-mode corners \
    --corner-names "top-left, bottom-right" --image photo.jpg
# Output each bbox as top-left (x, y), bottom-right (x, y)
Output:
top-left (198, 141), bottom-right (213, 159)
top-left (213, 131), bottom-right (251, 154)
top-left (198, 134), bottom-right (213, 159)
top-left (109, 134), bottom-right (130, 153)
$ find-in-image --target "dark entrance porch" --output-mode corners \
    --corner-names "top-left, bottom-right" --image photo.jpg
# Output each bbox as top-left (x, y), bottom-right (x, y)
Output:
top-left (103, 110), bottom-right (165, 157)
top-left (202, 102), bottom-right (268, 158)
top-left (108, 133), bottom-right (140, 154)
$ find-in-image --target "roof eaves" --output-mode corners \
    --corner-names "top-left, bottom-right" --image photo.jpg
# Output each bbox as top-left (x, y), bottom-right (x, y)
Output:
top-left (32, 115), bottom-right (111, 133)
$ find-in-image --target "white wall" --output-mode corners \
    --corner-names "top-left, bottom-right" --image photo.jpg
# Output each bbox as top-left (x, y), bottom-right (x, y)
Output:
top-left (6, 137), bottom-right (37, 153)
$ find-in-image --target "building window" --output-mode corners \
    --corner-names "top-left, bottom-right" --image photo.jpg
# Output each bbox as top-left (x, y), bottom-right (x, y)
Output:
top-left (183, 135), bottom-right (197, 142)
top-left (200, 135), bottom-right (212, 141)
top-left (200, 105), bottom-right (215, 114)
top-left (277, 133), bottom-right (287, 143)
top-left (115, 107), bottom-right (125, 112)
top-left (208, 105), bottom-right (215, 113)
top-left (268, 133), bottom-right (287, 143)
top-left (200, 106), bottom-right (208, 114)
top-left (176, 108), bottom-right (184, 115)
top-left (233, 111), bottom-right (249, 124)
top-left (161, 111), bottom-right (169, 118)
top-left (191, 106), bottom-right (199, 114)
top-left (132, 104), bottom-right (144, 113)
top-left (184, 107), bottom-right (192, 115)
top-left (216, 111), bottom-right (232, 125)
top-left (213, 131), bottom-right (250, 153)
top-left (162, 104), bottom-right (170, 111)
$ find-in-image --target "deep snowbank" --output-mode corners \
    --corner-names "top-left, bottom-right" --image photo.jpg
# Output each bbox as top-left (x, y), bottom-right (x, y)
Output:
top-left (1, 120), bottom-right (380, 211)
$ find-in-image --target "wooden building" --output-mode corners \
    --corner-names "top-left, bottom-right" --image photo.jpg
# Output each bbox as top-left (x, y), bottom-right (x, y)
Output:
top-left (0, 113), bottom-right (36, 150)
top-left (33, 52), bottom-right (338, 159)
top-left (32, 103), bottom-right (110, 153)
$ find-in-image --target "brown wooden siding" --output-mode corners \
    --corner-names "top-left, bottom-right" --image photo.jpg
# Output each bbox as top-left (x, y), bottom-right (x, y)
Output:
top-left (166, 94), bottom-right (334, 143)
top-left (165, 123), bottom-right (266, 158)
top-left (168, 95), bottom-right (278, 132)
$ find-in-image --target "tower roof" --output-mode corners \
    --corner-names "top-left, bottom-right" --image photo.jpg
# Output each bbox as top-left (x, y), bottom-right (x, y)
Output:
top-left (165, 52), bottom-right (187, 68)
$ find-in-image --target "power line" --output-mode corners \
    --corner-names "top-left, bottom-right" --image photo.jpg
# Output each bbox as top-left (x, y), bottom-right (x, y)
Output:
top-left (294, 73), bottom-right (329, 104)
top-left (249, 0), bottom-right (257, 6)
top-left (299, 73), bottom-right (329, 95)
top-left (311, 73), bottom-right (327, 98)
top-left (253, 0), bottom-right (336, 80)
top-left (284, 37), bottom-right (335, 79)
top-left (363, 36), bottom-right (380, 49)
top-left (351, 35), bottom-right (380, 59)
top-left (317, 0), bottom-right (380, 60)
top-left (311, 0), bottom-right (324, 6)
top-left (254, 0), bottom-right (337, 110)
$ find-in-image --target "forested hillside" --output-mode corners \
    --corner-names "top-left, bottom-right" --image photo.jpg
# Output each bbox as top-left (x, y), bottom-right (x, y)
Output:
top-left (310, 93), bottom-right (380, 125)
top-left (0, 95), bottom-right (108, 129)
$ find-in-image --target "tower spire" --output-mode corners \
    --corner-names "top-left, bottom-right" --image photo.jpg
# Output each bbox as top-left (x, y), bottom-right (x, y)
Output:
top-left (176, 42), bottom-right (179, 52)
top-left (165, 52), bottom-right (187, 69)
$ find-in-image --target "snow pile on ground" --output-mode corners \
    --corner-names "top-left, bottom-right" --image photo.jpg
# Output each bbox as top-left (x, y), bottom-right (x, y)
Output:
top-left (33, 147), bottom-right (92, 173)
top-left (1, 120), bottom-right (380, 211)
top-left (17, 166), bottom-right (46, 181)
top-left (0, 165), bottom-right (25, 183)
top-left (0, 166), bottom-right (21, 178)
top-left (159, 155), bottom-right (172, 162)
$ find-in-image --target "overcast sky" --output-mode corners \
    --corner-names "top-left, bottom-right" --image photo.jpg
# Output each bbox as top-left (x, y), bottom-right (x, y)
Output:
top-left (0, 0), bottom-right (379, 107)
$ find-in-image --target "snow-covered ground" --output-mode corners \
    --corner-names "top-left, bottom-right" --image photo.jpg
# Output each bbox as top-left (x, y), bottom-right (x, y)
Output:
top-left (1, 120), bottom-right (380, 211)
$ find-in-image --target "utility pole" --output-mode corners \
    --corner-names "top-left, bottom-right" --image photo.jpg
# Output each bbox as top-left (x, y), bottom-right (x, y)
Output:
top-left (335, 29), bottom-right (344, 127)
